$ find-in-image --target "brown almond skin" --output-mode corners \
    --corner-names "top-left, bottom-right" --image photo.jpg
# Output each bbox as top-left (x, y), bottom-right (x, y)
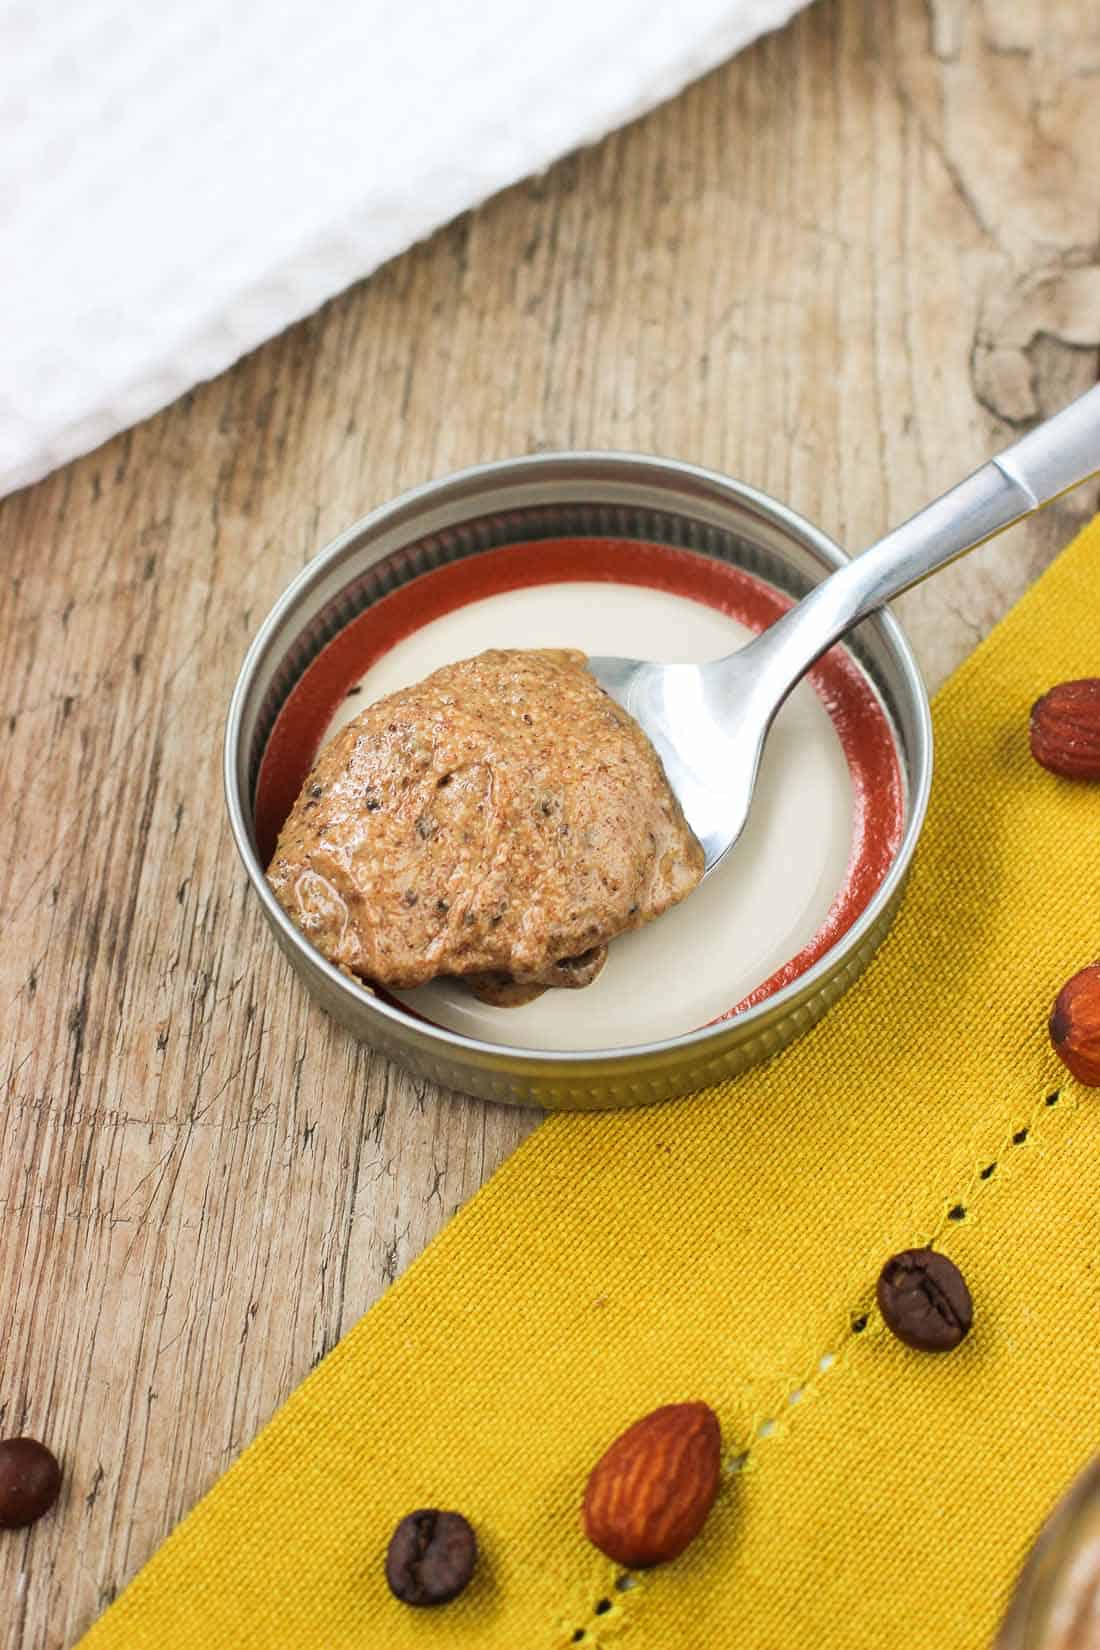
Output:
top-left (1050, 964), bottom-right (1100, 1087)
top-left (582, 1401), bottom-right (721, 1568)
top-left (1030, 680), bottom-right (1100, 779)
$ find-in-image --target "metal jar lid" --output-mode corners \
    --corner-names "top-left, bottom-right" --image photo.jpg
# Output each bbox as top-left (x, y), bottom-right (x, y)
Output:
top-left (224, 453), bottom-right (932, 1109)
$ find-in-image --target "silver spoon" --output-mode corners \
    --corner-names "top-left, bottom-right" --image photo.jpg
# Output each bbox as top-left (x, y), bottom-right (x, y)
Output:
top-left (590, 385), bottom-right (1100, 875)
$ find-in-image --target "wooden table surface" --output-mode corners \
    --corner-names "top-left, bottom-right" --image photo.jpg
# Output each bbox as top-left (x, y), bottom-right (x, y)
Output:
top-left (3, 2), bottom-right (1098, 1644)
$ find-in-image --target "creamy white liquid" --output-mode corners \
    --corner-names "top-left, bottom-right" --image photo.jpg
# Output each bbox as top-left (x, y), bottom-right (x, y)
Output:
top-left (320, 581), bottom-right (854, 1051)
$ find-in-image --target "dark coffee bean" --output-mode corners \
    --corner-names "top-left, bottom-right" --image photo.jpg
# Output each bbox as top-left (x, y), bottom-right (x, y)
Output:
top-left (877, 1248), bottom-right (972, 1353)
top-left (0, 1438), bottom-right (62, 1529)
top-left (385, 1509), bottom-right (477, 1606)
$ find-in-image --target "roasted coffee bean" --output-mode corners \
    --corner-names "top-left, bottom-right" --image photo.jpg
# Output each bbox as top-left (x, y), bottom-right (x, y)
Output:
top-left (385, 1508), bottom-right (477, 1607)
top-left (0, 1438), bottom-right (62, 1529)
top-left (877, 1248), bottom-right (972, 1352)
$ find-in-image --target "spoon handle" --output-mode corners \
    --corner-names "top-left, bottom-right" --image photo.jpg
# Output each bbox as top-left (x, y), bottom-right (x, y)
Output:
top-left (739, 382), bottom-right (1100, 699)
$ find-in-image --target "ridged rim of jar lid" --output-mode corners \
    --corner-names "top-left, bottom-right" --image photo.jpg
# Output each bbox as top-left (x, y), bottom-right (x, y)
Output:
top-left (223, 451), bottom-right (932, 1094)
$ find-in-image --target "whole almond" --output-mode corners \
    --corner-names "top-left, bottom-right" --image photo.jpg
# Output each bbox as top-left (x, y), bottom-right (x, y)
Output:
top-left (1050, 964), bottom-right (1100, 1087)
top-left (1029, 679), bottom-right (1100, 779)
top-left (582, 1401), bottom-right (721, 1567)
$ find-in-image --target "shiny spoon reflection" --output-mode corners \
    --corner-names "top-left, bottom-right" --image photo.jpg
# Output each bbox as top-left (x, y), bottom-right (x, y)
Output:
top-left (590, 384), bottom-right (1100, 874)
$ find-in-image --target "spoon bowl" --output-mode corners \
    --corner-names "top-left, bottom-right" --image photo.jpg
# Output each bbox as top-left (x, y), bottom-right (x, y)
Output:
top-left (588, 650), bottom-right (770, 873)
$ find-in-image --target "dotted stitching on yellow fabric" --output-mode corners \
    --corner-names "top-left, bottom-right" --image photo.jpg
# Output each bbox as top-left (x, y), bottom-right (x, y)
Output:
top-left (561, 1082), bottom-right (1075, 1648)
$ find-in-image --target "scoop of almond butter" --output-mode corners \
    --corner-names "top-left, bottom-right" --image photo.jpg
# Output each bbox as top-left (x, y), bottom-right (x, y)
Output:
top-left (267, 648), bottom-right (704, 1004)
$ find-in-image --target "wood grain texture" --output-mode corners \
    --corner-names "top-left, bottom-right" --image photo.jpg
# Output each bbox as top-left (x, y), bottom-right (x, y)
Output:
top-left (2, 1), bottom-right (1097, 1643)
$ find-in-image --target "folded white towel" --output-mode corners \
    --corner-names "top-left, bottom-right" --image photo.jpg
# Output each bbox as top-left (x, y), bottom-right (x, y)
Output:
top-left (2, 0), bottom-right (810, 498)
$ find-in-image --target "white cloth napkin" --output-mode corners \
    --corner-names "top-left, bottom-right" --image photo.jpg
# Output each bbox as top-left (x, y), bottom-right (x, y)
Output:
top-left (2, 0), bottom-right (810, 498)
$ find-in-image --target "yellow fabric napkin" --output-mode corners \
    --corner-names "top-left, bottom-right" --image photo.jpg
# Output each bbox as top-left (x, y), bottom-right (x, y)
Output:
top-left (83, 521), bottom-right (1100, 1650)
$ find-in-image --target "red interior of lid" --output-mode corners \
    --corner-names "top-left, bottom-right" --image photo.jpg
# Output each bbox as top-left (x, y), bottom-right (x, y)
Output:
top-left (254, 537), bottom-right (904, 1024)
